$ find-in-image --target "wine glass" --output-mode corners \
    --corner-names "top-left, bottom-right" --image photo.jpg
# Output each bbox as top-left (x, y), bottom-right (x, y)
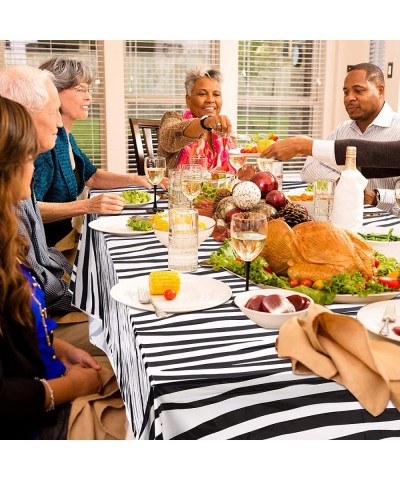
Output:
top-left (228, 153), bottom-right (246, 182)
top-left (395, 179), bottom-right (400, 208)
top-left (230, 212), bottom-right (268, 291)
top-left (180, 164), bottom-right (203, 209)
top-left (144, 156), bottom-right (166, 213)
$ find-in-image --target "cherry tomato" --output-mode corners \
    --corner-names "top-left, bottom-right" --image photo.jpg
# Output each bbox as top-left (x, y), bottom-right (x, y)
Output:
top-left (299, 278), bottom-right (313, 288)
top-left (374, 258), bottom-right (380, 268)
top-left (250, 147), bottom-right (258, 153)
top-left (271, 136), bottom-right (279, 142)
top-left (392, 326), bottom-right (400, 336)
top-left (378, 277), bottom-right (400, 289)
top-left (263, 266), bottom-right (273, 274)
top-left (235, 257), bottom-right (243, 262)
top-left (289, 279), bottom-right (299, 287)
top-left (163, 289), bottom-right (177, 301)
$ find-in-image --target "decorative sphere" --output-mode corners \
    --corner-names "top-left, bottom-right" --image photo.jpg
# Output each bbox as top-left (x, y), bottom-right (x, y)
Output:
top-left (232, 181), bottom-right (262, 210)
top-left (213, 196), bottom-right (239, 222)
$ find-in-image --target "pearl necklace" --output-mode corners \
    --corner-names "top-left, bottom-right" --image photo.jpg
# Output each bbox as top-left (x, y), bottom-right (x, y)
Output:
top-left (30, 283), bottom-right (52, 348)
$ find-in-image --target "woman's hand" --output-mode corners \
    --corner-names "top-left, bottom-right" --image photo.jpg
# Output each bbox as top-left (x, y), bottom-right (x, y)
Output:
top-left (86, 193), bottom-right (125, 214)
top-left (203, 115), bottom-right (232, 136)
top-left (54, 338), bottom-right (102, 371)
top-left (64, 364), bottom-right (103, 397)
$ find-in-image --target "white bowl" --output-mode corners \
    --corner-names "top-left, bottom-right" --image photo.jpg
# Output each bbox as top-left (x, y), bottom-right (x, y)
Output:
top-left (357, 226), bottom-right (400, 262)
top-left (154, 214), bottom-right (216, 247)
top-left (234, 288), bottom-right (314, 329)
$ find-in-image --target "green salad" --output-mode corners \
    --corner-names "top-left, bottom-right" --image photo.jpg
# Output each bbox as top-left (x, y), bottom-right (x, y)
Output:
top-left (208, 239), bottom-right (400, 305)
top-left (122, 190), bottom-right (151, 204)
top-left (126, 216), bottom-right (153, 231)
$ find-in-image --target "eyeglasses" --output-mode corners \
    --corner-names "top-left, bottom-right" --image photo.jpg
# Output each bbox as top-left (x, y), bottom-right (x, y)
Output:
top-left (72, 85), bottom-right (92, 94)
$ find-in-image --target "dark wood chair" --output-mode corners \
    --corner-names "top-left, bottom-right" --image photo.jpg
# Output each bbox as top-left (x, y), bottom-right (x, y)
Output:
top-left (129, 118), bottom-right (161, 175)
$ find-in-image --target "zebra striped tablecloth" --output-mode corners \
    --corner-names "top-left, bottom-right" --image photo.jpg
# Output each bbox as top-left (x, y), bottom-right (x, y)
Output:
top-left (71, 183), bottom-right (400, 439)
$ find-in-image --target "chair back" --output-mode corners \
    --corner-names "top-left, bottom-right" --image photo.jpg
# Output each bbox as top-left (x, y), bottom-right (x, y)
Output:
top-left (129, 118), bottom-right (161, 175)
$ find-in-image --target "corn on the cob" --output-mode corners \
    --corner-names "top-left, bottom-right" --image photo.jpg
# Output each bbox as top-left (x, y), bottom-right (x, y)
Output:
top-left (148, 271), bottom-right (181, 295)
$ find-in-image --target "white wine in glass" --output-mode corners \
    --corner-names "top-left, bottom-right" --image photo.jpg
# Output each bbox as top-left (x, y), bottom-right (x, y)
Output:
top-left (230, 212), bottom-right (268, 291)
top-left (228, 154), bottom-right (246, 182)
top-left (144, 156), bottom-right (166, 213)
top-left (180, 165), bottom-right (203, 209)
top-left (395, 180), bottom-right (400, 208)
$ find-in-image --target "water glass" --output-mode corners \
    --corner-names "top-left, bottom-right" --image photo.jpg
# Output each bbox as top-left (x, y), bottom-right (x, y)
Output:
top-left (313, 179), bottom-right (335, 221)
top-left (168, 208), bottom-right (199, 272)
top-left (395, 179), bottom-right (400, 208)
top-left (168, 169), bottom-right (190, 209)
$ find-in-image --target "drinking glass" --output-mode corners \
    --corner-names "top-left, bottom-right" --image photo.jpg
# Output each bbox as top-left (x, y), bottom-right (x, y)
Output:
top-left (144, 156), bottom-right (166, 213)
top-left (313, 178), bottom-right (335, 221)
top-left (180, 165), bottom-right (203, 209)
top-left (228, 153), bottom-right (246, 182)
top-left (395, 179), bottom-right (400, 208)
top-left (230, 212), bottom-right (268, 291)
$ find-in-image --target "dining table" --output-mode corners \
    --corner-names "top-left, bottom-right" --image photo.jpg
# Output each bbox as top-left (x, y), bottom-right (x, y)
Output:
top-left (70, 176), bottom-right (400, 440)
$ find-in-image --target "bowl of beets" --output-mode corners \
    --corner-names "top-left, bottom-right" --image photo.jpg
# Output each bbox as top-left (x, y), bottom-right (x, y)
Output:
top-left (234, 288), bottom-right (313, 329)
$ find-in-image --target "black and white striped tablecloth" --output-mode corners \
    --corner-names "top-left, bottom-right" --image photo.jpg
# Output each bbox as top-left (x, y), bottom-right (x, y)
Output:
top-left (71, 183), bottom-right (400, 439)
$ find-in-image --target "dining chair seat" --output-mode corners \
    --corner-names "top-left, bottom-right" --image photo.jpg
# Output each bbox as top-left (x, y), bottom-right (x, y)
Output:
top-left (129, 118), bottom-right (161, 175)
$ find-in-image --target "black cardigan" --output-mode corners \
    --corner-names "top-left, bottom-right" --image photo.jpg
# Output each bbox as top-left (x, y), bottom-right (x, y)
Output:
top-left (0, 318), bottom-right (47, 439)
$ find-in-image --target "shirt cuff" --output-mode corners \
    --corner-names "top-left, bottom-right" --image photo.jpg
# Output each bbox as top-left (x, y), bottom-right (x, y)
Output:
top-left (312, 140), bottom-right (337, 167)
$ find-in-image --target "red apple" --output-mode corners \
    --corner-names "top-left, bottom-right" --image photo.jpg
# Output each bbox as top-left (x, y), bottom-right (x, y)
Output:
top-left (265, 190), bottom-right (287, 211)
top-left (225, 207), bottom-right (243, 223)
top-left (250, 172), bottom-right (278, 198)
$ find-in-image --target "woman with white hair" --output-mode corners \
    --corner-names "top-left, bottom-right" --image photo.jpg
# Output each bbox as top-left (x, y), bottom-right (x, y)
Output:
top-left (158, 66), bottom-right (235, 171)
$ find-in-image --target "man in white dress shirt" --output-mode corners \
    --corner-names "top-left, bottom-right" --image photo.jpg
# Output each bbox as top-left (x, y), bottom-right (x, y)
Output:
top-left (298, 63), bottom-right (400, 215)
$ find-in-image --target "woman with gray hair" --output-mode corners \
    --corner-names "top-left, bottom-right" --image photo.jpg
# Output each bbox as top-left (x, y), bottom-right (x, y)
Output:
top-left (33, 56), bottom-right (164, 248)
top-left (158, 66), bottom-right (235, 171)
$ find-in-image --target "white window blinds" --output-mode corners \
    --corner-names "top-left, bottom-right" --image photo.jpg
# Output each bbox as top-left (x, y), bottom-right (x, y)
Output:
top-left (369, 40), bottom-right (386, 71)
top-left (2, 40), bottom-right (106, 168)
top-left (237, 40), bottom-right (327, 141)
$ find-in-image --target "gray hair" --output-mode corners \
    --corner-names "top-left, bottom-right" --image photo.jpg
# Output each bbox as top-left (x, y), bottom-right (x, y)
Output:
top-left (185, 67), bottom-right (223, 96)
top-left (39, 56), bottom-right (93, 92)
top-left (347, 63), bottom-right (385, 86)
top-left (0, 65), bottom-right (54, 112)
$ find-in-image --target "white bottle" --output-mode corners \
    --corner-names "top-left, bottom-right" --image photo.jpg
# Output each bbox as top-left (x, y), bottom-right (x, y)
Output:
top-left (331, 146), bottom-right (367, 231)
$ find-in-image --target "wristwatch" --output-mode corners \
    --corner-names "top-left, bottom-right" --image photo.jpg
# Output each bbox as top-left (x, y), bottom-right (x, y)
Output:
top-left (200, 114), bottom-right (212, 131)
top-left (373, 188), bottom-right (380, 205)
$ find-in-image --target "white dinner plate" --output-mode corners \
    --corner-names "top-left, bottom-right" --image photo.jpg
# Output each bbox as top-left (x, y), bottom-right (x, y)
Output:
top-left (228, 148), bottom-right (260, 158)
top-left (89, 215), bottom-right (154, 236)
top-left (357, 299), bottom-right (400, 342)
top-left (334, 292), bottom-right (400, 304)
top-left (123, 195), bottom-right (160, 208)
top-left (110, 273), bottom-right (232, 313)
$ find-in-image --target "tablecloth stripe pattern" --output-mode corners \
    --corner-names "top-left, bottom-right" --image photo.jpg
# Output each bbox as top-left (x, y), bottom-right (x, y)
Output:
top-left (71, 185), bottom-right (400, 439)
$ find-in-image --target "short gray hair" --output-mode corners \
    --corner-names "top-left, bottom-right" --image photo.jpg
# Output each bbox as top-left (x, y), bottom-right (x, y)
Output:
top-left (39, 56), bottom-right (93, 92)
top-left (185, 67), bottom-right (223, 96)
top-left (0, 65), bottom-right (54, 112)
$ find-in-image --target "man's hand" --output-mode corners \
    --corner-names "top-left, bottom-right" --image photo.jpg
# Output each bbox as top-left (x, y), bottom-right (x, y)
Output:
top-left (261, 136), bottom-right (314, 160)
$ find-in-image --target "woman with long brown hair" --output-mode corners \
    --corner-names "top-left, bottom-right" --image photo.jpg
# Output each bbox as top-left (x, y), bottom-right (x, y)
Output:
top-left (0, 96), bottom-right (103, 439)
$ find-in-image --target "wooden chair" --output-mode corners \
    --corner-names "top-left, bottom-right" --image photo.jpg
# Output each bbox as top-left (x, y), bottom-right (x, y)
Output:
top-left (129, 118), bottom-right (161, 175)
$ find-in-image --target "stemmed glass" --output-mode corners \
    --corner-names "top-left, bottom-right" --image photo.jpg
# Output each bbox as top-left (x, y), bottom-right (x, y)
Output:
top-left (144, 156), bottom-right (166, 213)
top-left (395, 179), bottom-right (400, 208)
top-left (180, 164), bottom-right (203, 209)
top-left (230, 212), bottom-right (268, 291)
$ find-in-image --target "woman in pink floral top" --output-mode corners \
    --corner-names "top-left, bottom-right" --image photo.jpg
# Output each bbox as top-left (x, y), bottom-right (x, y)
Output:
top-left (158, 67), bottom-right (236, 172)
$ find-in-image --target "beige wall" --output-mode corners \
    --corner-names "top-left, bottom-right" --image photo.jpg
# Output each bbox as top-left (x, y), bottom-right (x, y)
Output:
top-left (323, 40), bottom-right (400, 137)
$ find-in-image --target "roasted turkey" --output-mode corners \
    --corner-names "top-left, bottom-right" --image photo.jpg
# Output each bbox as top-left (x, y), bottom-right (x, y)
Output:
top-left (260, 219), bottom-right (375, 281)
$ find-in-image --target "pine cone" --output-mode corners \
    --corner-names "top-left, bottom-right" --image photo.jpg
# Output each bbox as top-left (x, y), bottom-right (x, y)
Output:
top-left (212, 188), bottom-right (232, 214)
top-left (278, 203), bottom-right (311, 227)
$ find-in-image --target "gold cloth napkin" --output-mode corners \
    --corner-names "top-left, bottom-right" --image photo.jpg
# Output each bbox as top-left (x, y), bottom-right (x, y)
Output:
top-left (67, 361), bottom-right (127, 440)
top-left (276, 303), bottom-right (400, 416)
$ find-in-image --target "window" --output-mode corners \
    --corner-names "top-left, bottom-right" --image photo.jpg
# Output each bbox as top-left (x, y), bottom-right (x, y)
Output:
top-left (124, 40), bottom-right (219, 173)
top-left (369, 40), bottom-right (385, 71)
top-left (237, 40), bottom-right (327, 140)
top-left (2, 40), bottom-right (106, 168)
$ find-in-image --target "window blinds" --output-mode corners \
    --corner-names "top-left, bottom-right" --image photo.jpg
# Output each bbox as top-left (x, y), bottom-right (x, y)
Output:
top-left (2, 40), bottom-right (106, 168)
top-left (237, 40), bottom-right (327, 140)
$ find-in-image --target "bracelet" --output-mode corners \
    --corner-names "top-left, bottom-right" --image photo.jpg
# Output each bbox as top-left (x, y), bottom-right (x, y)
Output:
top-left (40, 378), bottom-right (55, 412)
top-left (200, 114), bottom-right (212, 131)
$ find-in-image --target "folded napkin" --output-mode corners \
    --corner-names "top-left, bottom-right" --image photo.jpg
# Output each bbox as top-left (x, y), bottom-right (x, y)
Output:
top-left (276, 303), bottom-right (400, 416)
top-left (331, 169), bottom-right (368, 231)
top-left (67, 361), bottom-right (127, 440)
